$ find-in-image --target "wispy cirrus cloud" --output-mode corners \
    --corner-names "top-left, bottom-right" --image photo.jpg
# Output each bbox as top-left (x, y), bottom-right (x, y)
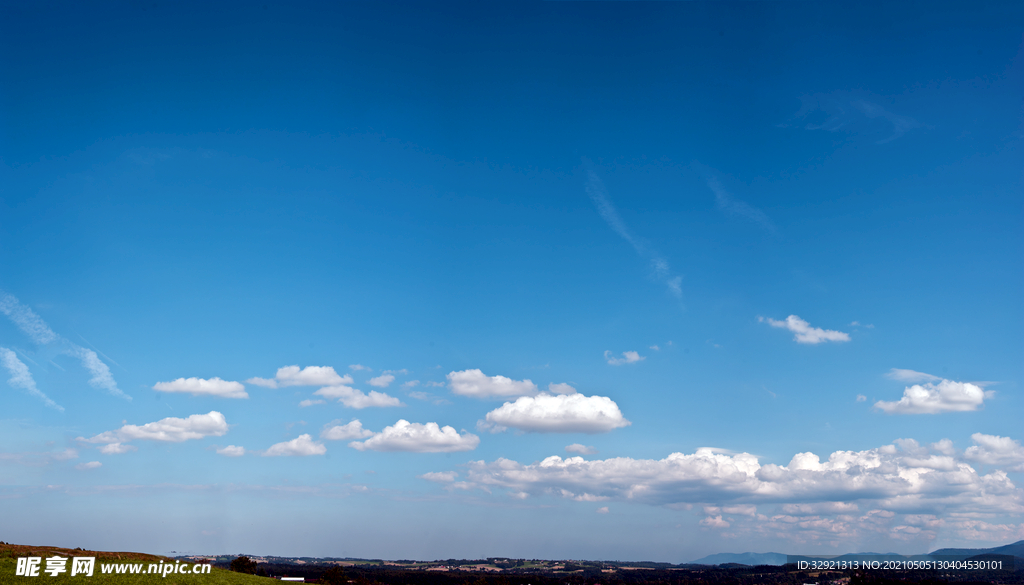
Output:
top-left (706, 177), bottom-right (777, 234)
top-left (786, 91), bottom-right (924, 144)
top-left (0, 290), bottom-right (129, 400)
top-left (885, 368), bottom-right (941, 384)
top-left (0, 447), bottom-right (78, 467)
top-left (0, 347), bottom-right (63, 411)
top-left (760, 315), bottom-right (850, 344)
top-left (585, 165), bottom-right (683, 300)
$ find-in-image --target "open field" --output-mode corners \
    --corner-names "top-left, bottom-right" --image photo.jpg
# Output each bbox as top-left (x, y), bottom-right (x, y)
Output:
top-left (0, 544), bottom-right (273, 585)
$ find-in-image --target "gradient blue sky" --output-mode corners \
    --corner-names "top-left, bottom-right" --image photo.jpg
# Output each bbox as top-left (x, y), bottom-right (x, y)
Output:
top-left (1, 0), bottom-right (1022, 562)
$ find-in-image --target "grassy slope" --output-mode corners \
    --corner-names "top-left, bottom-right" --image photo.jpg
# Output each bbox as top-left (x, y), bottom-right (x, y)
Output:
top-left (0, 544), bottom-right (276, 585)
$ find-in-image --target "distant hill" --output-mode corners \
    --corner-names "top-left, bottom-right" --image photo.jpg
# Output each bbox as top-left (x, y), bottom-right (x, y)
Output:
top-left (929, 540), bottom-right (1024, 561)
top-left (687, 552), bottom-right (788, 566)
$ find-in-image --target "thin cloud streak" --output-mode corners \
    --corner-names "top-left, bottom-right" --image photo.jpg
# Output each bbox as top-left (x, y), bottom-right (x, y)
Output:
top-left (0, 289), bottom-right (130, 400)
top-left (584, 165), bottom-right (683, 300)
top-left (707, 177), bottom-right (777, 234)
top-left (0, 347), bottom-right (64, 411)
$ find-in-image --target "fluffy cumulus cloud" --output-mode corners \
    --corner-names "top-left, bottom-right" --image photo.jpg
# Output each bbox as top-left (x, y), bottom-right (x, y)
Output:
top-left (247, 365), bottom-right (350, 388)
top-left (447, 369), bottom-right (538, 398)
top-left (263, 434), bottom-right (326, 457)
top-left (424, 436), bottom-right (1024, 528)
top-left (216, 445), bottom-right (245, 457)
top-left (482, 393), bottom-right (630, 434)
top-left (79, 411), bottom-right (229, 451)
top-left (152, 377), bottom-right (248, 399)
top-left (0, 347), bottom-right (63, 411)
top-left (965, 434), bottom-right (1024, 470)
top-left (320, 420), bottom-right (374, 441)
top-left (314, 385), bottom-right (403, 409)
top-left (874, 379), bottom-right (991, 414)
top-left (349, 420), bottom-right (479, 452)
top-left (604, 350), bottom-right (644, 365)
top-left (368, 374), bottom-right (395, 388)
top-left (760, 315), bottom-right (850, 344)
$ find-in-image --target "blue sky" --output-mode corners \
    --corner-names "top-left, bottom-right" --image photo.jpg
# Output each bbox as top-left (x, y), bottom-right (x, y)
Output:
top-left (1, 0), bottom-right (1022, 562)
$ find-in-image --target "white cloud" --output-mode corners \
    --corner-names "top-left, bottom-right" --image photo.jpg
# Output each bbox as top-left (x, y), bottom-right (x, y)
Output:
top-left (874, 379), bottom-right (991, 414)
top-left (420, 471), bottom-right (458, 483)
top-left (80, 411), bottom-right (229, 446)
top-left (246, 365), bottom-right (351, 388)
top-left (349, 420), bottom-right (479, 453)
top-left (650, 345), bottom-right (660, 351)
top-left (368, 374), bottom-right (395, 388)
top-left (964, 434), bottom-right (1024, 470)
top-left (885, 368), bottom-right (941, 383)
top-left (597, 506), bottom-right (609, 514)
top-left (99, 443), bottom-right (136, 454)
top-left (856, 394), bottom-right (867, 402)
top-left (68, 346), bottom-right (130, 400)
top-left (425, 436), bottom-right (1024, 520)
top-left (0, 290), bottom-right (129, 400)
top-left (264, 434), bottom-right (326, 457)
top-left (700, 515), bottom-right (730, 528)
top-left (321, 420), bottom-right (374, 441)
top-left (604, 350), bottom-right (644, 365)
top-left (75, 461), bottom-right (102, 470)
top-left (0, 290), bottom-right (60, 344)
top-left (298, 399), bottom-right (325, 407)
top-left (760, 315), bottom-right (850, 344)
top-left (548, 383), bottom-right (577, 395)
top-left (402, 380), bottom-right (420, 388)
top-left (447, 369), bottom-right (538, 398)
top-left (566, 443), bottom-right (598, 455)
top-left (349, 364), bottom-right (371, 371)
top-left (152, 377), bottom-right (248, 399)
top-left (483, 393), bottom-right (630, 434)
top-left (313, 385), bottom-right (403, 409)
top-left (0, 347), bottom-right (63, 411)
top-left (216, 445), bottom-right (245, 457)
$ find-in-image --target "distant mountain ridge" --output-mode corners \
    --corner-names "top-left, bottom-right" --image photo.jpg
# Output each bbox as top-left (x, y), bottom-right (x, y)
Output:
top-left (688, 540), bottom-right (1024, 566)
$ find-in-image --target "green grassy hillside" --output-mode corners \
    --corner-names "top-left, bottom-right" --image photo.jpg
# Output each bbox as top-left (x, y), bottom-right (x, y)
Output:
top-left (0, 544), bottom-right (276, 585)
